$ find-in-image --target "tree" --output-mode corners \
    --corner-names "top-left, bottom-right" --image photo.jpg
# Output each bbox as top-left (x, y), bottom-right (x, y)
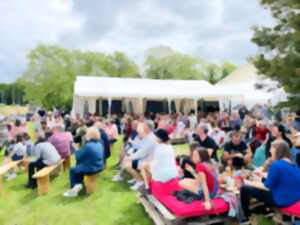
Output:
top-left (145, 50), bottom-right (205, 80)
top-left (251, 0), bottom-right (300, 109)
top-left (20, 44), bottom-right (139, 109)
top-left (220, 62), bottom-right (237, 79)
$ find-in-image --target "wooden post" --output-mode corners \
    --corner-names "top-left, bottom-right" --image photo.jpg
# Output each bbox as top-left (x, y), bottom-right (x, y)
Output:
top-left (63, 156), bottom-right (71, 171)
top-left (84, 175), bottom-right (98, 193)
top-left (37, 176), bottom-right (50, 195)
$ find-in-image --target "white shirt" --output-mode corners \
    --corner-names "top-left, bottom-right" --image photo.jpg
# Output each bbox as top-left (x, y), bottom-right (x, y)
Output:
top-left (151, 143), bottom-right (178, 182)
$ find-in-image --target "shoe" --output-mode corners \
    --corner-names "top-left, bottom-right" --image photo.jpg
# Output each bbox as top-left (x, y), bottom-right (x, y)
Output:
top-left (127, 178), bottom-right (136, 184)
top-left (63, 189), bottom-right (78, 197)
top-left (112, 174), bottom-right (124, 182)
top-left (6, 173), bottom-right (16, 181)
top-left (130, 181), bottom-right (144, 191)
top-left (63, 184), bottom-right (83, 198)
top-left (138, 185), bottom-right (151, 196)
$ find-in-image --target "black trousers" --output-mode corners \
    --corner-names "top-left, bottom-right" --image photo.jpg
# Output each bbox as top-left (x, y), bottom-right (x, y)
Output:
top-left (240, 185), bottom-right (275, 218)
top-left (27, 159), bottom-right (47, 188)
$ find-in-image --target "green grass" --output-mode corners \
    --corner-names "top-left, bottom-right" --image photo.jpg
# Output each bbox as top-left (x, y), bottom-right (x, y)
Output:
top-left (0, 140), bottom-right (274, 225)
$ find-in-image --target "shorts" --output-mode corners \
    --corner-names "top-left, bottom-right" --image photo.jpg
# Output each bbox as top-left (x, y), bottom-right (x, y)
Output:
top-left (12, 154), bottom-right (24, 161)
top-left (132, 160), bottom-right (140, 170)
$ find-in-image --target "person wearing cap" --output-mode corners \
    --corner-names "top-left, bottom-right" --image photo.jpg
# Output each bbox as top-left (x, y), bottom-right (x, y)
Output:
top-left (193, 124), bottom-right (219, 161)
top-left (123, 120), bottom-right (157, 191)
top-left (140, 129), bottom-right (178, 193)
top-left (48, 125), bottom-right (73, 159)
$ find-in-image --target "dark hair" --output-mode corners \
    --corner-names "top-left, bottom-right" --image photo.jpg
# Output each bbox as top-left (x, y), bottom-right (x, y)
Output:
top-left (194, 147), bottom-right (211, 163)
top-left (16, 135), bottom-right (23, 143)
top-left (231, 130), bottom-right (241, 139)
top-left (273, 123), bottom-right (293, 148)
top-left (15, 119), bottom-right (21, 127)
top-left (271, 140), bottom-right (291, 160)
top-left (189, 142), bottom-right (200, 155)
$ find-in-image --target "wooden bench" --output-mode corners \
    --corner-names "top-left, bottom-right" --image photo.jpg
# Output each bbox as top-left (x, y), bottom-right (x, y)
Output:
top-left (0, 160), bottom-right (23, 194)
top-left (32, 159), bottom-right (64, 195)
top-left (84, 174), bottom-right (98, 194)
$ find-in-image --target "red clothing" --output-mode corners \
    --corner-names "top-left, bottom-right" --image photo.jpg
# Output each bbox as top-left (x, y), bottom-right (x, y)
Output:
top-left (255, 127), bottom-right (269, 142)
top-left (195, 163), bottom-right (216, 193)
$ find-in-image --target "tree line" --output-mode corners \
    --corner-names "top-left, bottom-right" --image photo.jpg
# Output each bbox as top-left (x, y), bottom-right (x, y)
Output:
top-left (1, 45), bottom-right (236, 110)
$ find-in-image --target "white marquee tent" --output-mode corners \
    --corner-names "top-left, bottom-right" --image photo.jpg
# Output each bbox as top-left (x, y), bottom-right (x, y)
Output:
top-left (216, 64), bottom-right (287, 109)
top-left (72, 76), bottom-right (238, 116)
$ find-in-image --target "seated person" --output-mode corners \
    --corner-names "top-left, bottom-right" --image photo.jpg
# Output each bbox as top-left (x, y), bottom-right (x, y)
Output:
top-left (123, 121), bottom-right (157, 191)
top-left (240, 140), bottom-right (300, 222)
top-left (27, 132), bottom-right (61, 189)
top-left (193, 124), bottom-right (219, 161)
top-left (252, 132), bottom-right (273, 168)
top-left (48, 125), bottom-right (73, 159)
top-left (141, 129), bottom-right (178, 193)
top-left (63, 127), bottom-right (104, 197)
top-left (3, 135), bottom-right (26, 180)
top-left (222, 131), bottom-right (251, 169)
top-left (179, 147), bottom-right (218, 210)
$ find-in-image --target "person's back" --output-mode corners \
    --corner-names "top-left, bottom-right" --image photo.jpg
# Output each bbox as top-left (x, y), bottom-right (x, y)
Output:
top-left (252, 144), bottom-right (267, 167)
top-left (264, 159), bottom-right (300, 206)
top-left (36, 142), bottom-right (61, 166)
top-left (75, 140), bottom-right (104, 173)
top-left (49, 132), bottom-right (72, 159)
top-left (151, 143), bottom-right (178, 182)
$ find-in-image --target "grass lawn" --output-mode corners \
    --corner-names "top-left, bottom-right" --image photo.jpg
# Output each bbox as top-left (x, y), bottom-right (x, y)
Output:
top-left (0, 104), bottom-right (28, 116)
top-left (0, 140), bottom-right (274, 225)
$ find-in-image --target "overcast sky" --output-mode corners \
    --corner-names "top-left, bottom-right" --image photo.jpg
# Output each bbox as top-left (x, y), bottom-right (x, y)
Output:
top-left (0, 0), bottom-right (274, 83)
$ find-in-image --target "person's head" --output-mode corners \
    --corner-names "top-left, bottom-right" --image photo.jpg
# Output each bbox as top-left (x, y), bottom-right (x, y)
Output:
top-left (271, 123), bottom-right (286, 139)
top-left (189, 142), bottom-right (201, 156)
top-left (154, 129), bottom-right (169, 144)
top-left (131, 120), bottom-right (139, 131)
top-left (85, 127), bottom-right (100, 142)
top-left (191, 147), bottom-right (210, 164)
top-left (231, 131), bottom-right (242, 145)
top-left (52, 125), bottom-right (64, 134)
top-left (94, 121), bottom-right (105, 130)
top-left (15, 119), bottom-right (21, 127)
top-left (36, 132), bottom-right (46, 143)
top-left (137, 120), bottom-right (154, 138)
top-left (15, 134), bottom-right (23, 143)
top-left (197, 124), bottom-right (208, 137)
top-left (23, 133), bottom-right (30, 141)
top-left (270, 140), bottom-right (291, 161)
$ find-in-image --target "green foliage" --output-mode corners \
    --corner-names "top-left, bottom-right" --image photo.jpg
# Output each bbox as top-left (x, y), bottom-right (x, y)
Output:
top-left (145, 52), bottom-right (205, 80)
top-left (20, 44), bottom-right (139, 110)
top-left (0, 82), bottom-right (26, 105)
top-left (251, 0), bottom-right (300, 109)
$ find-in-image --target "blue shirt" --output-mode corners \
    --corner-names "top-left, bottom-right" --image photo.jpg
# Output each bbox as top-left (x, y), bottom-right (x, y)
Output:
top-left (264, 160), bottom-right (300, 206)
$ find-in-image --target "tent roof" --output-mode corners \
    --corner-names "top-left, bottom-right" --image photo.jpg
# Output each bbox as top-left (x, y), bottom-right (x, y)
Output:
top-left (74, 76), bottom-right (237, 100)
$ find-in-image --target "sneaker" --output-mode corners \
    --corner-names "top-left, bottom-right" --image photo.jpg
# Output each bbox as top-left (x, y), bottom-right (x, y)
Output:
top-left (127, 178), bottom-right (136, 184)
top-left (112, 174), bottom-right (124, 182)
top-left (63, 184), bottom-right (83, 198)
top-left (63, 189), bottom-right (78, 197)
top-left (130, 181), bottom-right (144, 191)
top-left (6, 173), bottom-right (17, 181)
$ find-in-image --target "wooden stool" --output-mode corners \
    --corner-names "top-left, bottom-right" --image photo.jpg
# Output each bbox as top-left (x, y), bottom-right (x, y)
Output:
top-left (84, 174), bottom-right (98, 193)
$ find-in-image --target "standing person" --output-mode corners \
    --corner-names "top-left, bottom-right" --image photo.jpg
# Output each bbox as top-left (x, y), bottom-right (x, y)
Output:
top-left (240, 140), bottom-right (300, 223)
top-left (141, 129), bottom-right (178, 193)
top-left (63, 127), bottom-right (104, 197)
top-left (0, 115), bottom-right (8, 151)
top-left (48, 125), bottom-right (73, 159)
top-left (105, 119), bottom-right (119, 144)
top-left (188, 110), bottom-right (198, 130)
top-left (26, 132), bottom-right (61, 189)
top-left (193, 124), bottom-right (219, 161)
top-left (179, 148), bottom-right (218, 210)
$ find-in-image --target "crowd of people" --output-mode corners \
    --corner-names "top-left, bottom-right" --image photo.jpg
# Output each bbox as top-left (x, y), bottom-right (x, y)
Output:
top-left (1, 107), bottom-right (300, 224)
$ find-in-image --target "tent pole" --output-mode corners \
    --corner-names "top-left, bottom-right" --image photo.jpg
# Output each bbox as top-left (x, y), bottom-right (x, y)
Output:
top-left (108, 98), bottom-right (112, 116)
top-left (168, 99), bottom-right (172, 114)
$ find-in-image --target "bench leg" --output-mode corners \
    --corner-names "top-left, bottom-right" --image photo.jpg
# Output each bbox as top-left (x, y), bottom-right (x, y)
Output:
top-left (37, 176), bottom-right (50, 195)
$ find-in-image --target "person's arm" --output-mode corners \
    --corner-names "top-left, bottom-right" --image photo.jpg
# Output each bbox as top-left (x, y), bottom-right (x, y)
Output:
top-left (197, 172), bottom-right (212, 210)
top-left (243, 179), bottom-right (268, 190)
